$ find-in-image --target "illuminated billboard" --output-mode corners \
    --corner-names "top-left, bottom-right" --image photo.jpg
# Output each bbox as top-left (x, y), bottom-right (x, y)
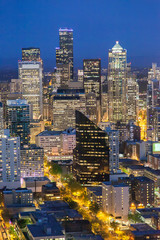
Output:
top-left (153, 143), bottom-right (160, 154)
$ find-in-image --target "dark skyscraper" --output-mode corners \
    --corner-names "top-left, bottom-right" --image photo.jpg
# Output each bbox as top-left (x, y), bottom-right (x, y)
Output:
top-left (6, 99), bottom-right (30, 146)
top-left (22, 47), bottom-right (41, 61)
top-left (56, 28), bottom-right (73, 81)
top-left (73, 110), bottom-right (109, 185)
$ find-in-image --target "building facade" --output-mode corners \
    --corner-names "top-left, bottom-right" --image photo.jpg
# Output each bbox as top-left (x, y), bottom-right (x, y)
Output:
top-left (22, 47), bottom-right (40, 61)
top-left (73, 110), bottom-right (109, 185)
top-left (6, 99), bottom-right (30, 146)
top-left (105, 126), bottom-right (119, 173)
top-left (19, 61), bottom-right (43, 120)
top-left (52, 89), bottom-right (86, 130)
top-left (0, 130), bottom-right (21, 189)
top-left (3, 188), bottom-right (33, 207)
top-left (102, 181), bottom-right (129, 221)
top-left (20, 144), bottom-right (44, 178)
top-left (56, 28), bottom-right (73, 81)
top-left (108, 41), bottom-right (127, 123)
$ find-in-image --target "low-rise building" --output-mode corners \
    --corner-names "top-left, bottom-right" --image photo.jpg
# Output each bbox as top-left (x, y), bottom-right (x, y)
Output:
top-left (130, 223), bottom-right (160, 240)
top-left (3, 188), bottom-right (33, 207)
top-left (126, 165), bottom-right (145, 177)
top-left (147, 154), bottom-right (160, 170)
top-left (21, 177), bottom-right (50, 193)
top-left (26, 214), bottom-right (65, 240)
top-left (42, 182), bottom-right (60, 201)
top-left (144, 167), bottom-right (160, 188)
top-left (35, 130), bottom-right (62, 154)
top-left (36, 127), bottom-right (76, 155)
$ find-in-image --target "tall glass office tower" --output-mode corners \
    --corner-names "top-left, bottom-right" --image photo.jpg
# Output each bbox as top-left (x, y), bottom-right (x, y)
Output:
top-left (108, 41), bottom-right (127, 123)
top-left (83, 59), bottom-right (101, 123)
top-left (6, 99), bottom-right (30, 146)
top-left (56, 28), bottom-right (73, 81)
top-left (19, 61), bottom-right (43, 120)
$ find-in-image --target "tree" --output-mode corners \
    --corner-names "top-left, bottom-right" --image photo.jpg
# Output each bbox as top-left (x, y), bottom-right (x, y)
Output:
top-left (49, 163), bottom-right (62, 176)
top-left (110, 221), bottom-right (119, 231)
top-left (17, 218), bottom-right (32, 229)
top-left (67, 178), bottom-right (82, 194)
top-left (68, 200), bottom-right (79, 210)
top-left (128, 211), bottom-right (143, 223)
top-left (89, 202), bottom-right (100, 214)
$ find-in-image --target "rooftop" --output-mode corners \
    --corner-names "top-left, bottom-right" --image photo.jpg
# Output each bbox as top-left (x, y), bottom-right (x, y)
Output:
top-left (62, 127), bottom-right (76, 135)
top-left (145, 167), bottom-right (160, 176)
top-left (103, 181), bottom-right (129, 188)
top-left (3, 188), bottom-right (32, 194)
top-left (87, 186), bottom-right (102, 196)
top-left (134, 176), bottom-right (154, 183)
top-left (27, 215), bottom-right (64, 238)
top-left (23, 177), bottom-right (49, 182)
top-left (21, 144), bottom-right (43, 150)
top-left (112, 41), bottom-right (124, 52)
top-left (40, 200), bottom-right (70, 212)
top-left (7, 99), bottom-right (28, 106)
top-left (36, 130), bottom-right (62, 137)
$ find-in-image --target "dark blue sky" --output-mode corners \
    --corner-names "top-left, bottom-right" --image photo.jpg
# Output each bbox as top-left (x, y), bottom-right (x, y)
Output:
top-left (0, 0), bottom-right (160, 70)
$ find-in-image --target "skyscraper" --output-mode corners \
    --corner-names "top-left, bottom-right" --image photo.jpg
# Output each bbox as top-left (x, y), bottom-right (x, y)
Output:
top-left (105, 126), bottom-right (119, 173)
top-left (73, 110), bottom-right (109, 185)
top-left (0, 129), bottom-right (21, 189)
top-left (0, 102), bottom-right (4, 132)
top-left (52, 89), bottom-right (86, 130)
top-left (19, 61), bottom-right (43, 119)
top-left (147, 79), bottom-right (160, 141)
top-left (86, 92), bottom-right (97, 123)
top-left (127, 76), bottom-right (139, 122)
top-left (83, 59), bottom-right (101, 123)
top-left (83, 59), bottom-right (101, 101)
top-left (22, 47), bottom-right (40, 61)
top-left (56, 28), bottom-right (73, 81)
top-left (54, 64), bottom-right (70, 88)
top-left (6, 99), bottom-right (30, 146)
top-left (148, 63), bottom-right (160, 81)
top-left (108, 41), bottom-right (127, 123)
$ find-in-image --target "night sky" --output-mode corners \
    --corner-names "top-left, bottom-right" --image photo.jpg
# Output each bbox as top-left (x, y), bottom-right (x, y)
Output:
top-left (0, 0), bottom-right (160, 70)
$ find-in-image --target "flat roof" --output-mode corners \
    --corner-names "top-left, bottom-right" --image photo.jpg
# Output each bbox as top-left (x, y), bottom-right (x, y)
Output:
top-left (87, 186), bottom-right (102, 196)
top-left (27, 215), bottom-right (64, 238)
top-left (23, 177), bottom-right (49, 182)
top-left (36, 130), bottom-right (62, 137)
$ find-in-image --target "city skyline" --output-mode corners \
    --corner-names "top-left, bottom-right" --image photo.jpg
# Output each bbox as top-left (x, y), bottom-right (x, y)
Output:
top-left (0, 0), bottom-right (160, 70)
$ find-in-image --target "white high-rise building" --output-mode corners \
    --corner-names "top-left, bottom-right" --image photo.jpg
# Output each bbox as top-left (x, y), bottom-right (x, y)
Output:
top-left (0, 129), bottom-right (21, 188)
top-left (102, 181), bottom-right (129, 221)
top-left (0, 102), bottom-right (4, 133)
top-left (98, 122), bottom-right (119, 172)
top-left (108, 41), bottom-right (127, 123)
top-left (19, 61), bottom-right (43, 120)
top-left (105, 126), bottom-right (119, 173)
